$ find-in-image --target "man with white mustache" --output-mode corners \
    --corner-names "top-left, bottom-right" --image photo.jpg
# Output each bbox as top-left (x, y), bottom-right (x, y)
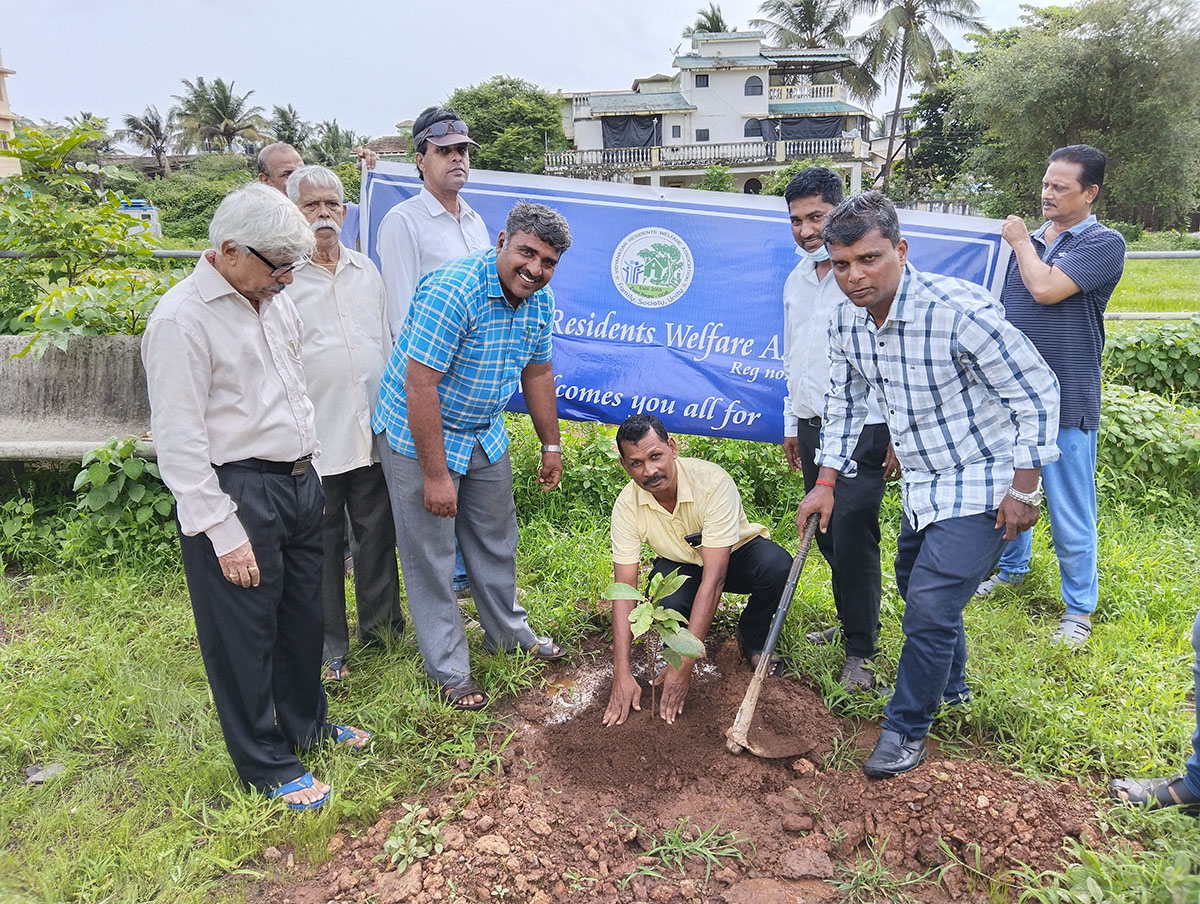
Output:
top-left (286, 165), bottom-right (403, 682)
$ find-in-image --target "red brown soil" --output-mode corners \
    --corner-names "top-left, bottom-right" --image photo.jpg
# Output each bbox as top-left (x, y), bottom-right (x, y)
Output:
top-left (250, 638), bottom-right (1117, 904)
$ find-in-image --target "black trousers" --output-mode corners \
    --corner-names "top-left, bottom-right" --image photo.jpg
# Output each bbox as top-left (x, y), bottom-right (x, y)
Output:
top-left (648, 535), bottom-right (793, 656)
top-left (796, 419), bottom-right (890, 659)
top-left (178, 462), bottom-right (331, 793)
top-left (320, 462), bottom-right (403, 662)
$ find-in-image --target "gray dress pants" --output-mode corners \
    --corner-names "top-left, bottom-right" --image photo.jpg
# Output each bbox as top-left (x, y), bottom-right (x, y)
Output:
top-left (379, 437), bottom-right (538, 686)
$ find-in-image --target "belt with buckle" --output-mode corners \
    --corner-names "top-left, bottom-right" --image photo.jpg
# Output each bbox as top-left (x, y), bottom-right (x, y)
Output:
top-left (801, 416), bottom-right (822, 428)
top-left (221, 454), bottom-right (313, 476)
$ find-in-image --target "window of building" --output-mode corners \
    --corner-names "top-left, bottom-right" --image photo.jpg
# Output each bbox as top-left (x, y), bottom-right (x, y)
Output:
top-left (695, 74), bottom-right (709, 88)
top-left (672, 125), bottom-right (681, 139)
top-left (744, 118), bottom-right (762, 138)
top-left (744, 76), bottom-right (763, 96)
top-left (696, 129), bottom-right (710, 142)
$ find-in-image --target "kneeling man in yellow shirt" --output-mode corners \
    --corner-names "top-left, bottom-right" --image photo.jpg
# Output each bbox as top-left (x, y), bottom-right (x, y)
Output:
top-left (604, 414), bottom-right (793, 726)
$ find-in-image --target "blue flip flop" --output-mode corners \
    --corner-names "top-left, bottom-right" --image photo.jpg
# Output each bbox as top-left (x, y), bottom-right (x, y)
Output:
top-left (331, 724), bottom-right (373, 748)
top-left (268, 772), bottom-right (330, 811)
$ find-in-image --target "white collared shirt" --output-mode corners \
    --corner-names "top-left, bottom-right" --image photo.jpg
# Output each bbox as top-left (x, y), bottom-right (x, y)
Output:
top-left (376, 186), bottom-right (491, 341)
top-left (288, 248), bottom-right (390, 476)
top-left (141, 253), bottom-right (316, 556)
top-left (782, 256), bottom-right (883, 435)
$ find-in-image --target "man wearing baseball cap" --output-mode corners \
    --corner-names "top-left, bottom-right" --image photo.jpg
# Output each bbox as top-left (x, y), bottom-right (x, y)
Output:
top-left (376, 106), bottom-right (490, 343)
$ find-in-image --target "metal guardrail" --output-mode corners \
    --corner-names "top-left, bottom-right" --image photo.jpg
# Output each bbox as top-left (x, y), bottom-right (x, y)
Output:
top-left (1124, 250), bottom-right (1200, 259)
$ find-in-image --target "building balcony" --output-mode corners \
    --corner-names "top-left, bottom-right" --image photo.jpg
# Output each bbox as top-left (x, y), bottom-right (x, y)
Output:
top-left (767, 83), bottom-right (847, 102)
top-left (544, 137), bottom-right (862, 175)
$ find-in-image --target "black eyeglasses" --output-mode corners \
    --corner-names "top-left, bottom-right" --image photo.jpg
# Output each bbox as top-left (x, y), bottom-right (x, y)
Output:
top-left (414, 119), bottom-right (470, 145)
top-left (246, 246), bottom-right (306, 278)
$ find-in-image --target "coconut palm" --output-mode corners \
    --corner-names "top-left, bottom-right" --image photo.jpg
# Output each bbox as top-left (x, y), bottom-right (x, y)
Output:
top-left (269, 104), bottom-right (313, 152)
top-left (854, 0), bottom-right (987, 180)
top-left (308, 120), bottom-right (368, 167)
top-left (683, 2), bottom-right (734, 37)
top-left (174, 77), bottom-right (265, 152)
top-left (751, 0), bottom-right (878, 98)
top-left (120, 105), bottom-right (182, 178)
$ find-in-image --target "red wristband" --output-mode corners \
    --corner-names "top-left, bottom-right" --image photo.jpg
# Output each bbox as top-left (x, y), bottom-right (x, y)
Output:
top-left (815, 478), bottom-right (836, 489)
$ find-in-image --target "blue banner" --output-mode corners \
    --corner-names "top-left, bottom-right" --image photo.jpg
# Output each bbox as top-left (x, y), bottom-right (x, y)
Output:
top-left (363, 164), bottom-right (1009, 443)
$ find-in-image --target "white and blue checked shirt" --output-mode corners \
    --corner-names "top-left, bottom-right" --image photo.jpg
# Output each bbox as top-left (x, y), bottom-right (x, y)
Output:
top-left (373, 248), bottom-right (554, 474)
top-left (816, 265), bottom-right (1061, 530)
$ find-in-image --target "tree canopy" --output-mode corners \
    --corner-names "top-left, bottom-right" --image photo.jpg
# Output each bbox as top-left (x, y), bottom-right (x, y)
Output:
top-left (444, 76), bottom-right (569, 175)
top-left (683, 3), bottom-right (734, 37)
top-left (956, 0), bottom-right (1200, 228)
top-left (173, 77), bottom-right (265, 152)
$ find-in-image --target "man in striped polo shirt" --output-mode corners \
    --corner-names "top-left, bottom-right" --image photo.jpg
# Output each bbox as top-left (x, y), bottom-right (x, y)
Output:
top-left (975, 145), bottom-right (1126, 648)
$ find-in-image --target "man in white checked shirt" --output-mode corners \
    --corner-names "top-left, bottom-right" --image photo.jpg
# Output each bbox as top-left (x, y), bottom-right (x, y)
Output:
top-left (797, 192), bottom-right (1060, 779)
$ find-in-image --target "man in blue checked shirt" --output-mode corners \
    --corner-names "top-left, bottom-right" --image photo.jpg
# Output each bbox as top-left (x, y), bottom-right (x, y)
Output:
top-left (797, 192), bottom-right (1061, 779)
top-left (975, 146), bottom-right (1125, 649)
top-left (374, 202), bottom-right (571, 711)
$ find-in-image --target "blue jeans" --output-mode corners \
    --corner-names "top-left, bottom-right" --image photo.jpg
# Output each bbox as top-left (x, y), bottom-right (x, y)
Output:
top-left (885, 510), bottom-right (1007, 740)
top-left (995, 427), bottom-right (1098, 616)
top-left (453, 541), bottom-right (469, 593)
top-left (1186, 609), bottom-right (1200, 797)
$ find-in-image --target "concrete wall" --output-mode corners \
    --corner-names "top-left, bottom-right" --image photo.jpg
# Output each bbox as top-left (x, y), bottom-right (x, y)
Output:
top-left (0, 334), bottom-right (153, 460)
top-left (685, 68), bottom-right (770, 144)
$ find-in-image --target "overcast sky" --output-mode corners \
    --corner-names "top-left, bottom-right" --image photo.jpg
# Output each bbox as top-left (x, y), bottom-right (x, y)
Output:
top-left (2, 0), bottom-right (1027, 141)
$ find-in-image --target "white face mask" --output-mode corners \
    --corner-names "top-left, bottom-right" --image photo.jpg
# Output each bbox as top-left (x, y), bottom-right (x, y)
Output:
top-left (795, 243), bottom-right (830, 263)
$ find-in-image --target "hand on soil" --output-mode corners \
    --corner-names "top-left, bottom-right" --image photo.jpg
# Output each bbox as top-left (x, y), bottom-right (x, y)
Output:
top-left (654, 661), bottom-right (694, 724)
top-left (602, 670), bottom-right (642, 726)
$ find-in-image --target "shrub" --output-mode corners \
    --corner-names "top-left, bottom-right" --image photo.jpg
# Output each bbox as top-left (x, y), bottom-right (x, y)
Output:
top-left (1126, 230), bottom-right (1200, 252)
top-left (1103, 317), bottom-right (1200, 403)
top-left (1098, 384), bottom-right (1200, 498)
top-left (1107, 220), bottom-right (1144, 244)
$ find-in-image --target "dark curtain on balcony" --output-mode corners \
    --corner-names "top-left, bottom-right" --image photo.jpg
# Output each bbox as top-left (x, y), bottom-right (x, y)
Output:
top-left (602, 115), bottom-right (661, 148)
top-left (760, 117), bottom-right (842, 140)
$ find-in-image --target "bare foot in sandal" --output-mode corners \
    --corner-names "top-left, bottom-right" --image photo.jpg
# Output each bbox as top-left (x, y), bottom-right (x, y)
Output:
top-left (442, 678), bottom-right (487, 710)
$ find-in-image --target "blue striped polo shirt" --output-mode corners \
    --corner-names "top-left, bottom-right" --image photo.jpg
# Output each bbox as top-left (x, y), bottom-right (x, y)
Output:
top-left (1000, 216), bottom-right (1125, 430)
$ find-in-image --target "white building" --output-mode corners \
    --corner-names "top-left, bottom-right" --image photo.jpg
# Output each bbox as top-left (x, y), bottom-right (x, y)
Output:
top-left (547, 32), bottom-right (874, 193)
top-left (0, 51), bottom-right (20, 178)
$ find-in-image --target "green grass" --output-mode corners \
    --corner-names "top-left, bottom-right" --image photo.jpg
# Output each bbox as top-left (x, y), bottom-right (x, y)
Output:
top-left (4, 419), bottom-right (1200, 902)
top-left (1108, 258), bottom-right (1200, 313)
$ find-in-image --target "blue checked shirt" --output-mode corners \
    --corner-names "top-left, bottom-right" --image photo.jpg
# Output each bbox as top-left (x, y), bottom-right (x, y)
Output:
top-left (373, 248), bottom-right (554, 474)
top-left (817, 265), bottom-right (1061, 530)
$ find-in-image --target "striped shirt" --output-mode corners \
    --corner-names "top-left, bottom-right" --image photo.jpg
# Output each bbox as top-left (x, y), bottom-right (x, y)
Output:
top-left (372, 248), bottom-right (554, 474)
top-left (816, 265), bottom-right (1061, 530)
top-left (1001, 215), bottom-right (1125, 430)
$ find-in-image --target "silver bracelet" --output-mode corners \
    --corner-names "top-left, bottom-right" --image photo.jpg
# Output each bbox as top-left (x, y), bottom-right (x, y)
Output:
top-left (541, 444), bottom-right (563, 455)
top-left (1006, 479), bottom-right (1042, 507)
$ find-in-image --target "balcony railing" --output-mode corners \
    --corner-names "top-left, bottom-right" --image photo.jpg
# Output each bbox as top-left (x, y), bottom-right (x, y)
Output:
top-left (544, 137), bottom-right (858, 173)
top-left (767, 84), bottom-right (844, 102)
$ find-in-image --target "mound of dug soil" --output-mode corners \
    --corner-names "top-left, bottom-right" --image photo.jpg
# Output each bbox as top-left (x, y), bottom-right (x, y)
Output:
top-left (253, 638), bottom-right (1113, 904)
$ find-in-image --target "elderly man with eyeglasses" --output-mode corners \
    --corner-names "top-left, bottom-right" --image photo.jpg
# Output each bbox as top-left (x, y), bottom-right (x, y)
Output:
top-left (142, 183), bottom-right (371, 811)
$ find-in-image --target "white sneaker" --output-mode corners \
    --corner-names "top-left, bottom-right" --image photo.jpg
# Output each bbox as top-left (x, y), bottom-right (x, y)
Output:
top-left (975, 573), bottom-right (1015, 597)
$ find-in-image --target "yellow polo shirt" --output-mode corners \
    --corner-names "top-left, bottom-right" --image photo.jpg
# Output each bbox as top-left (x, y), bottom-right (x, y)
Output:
top-left (610, 457), bottom-right (770, 567)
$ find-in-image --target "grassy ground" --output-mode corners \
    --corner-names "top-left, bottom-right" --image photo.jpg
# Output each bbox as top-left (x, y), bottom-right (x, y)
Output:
top-left (1108, 258), bottom-right (1200, 314)
top-left (2, 422), bottom-right (1200, 903)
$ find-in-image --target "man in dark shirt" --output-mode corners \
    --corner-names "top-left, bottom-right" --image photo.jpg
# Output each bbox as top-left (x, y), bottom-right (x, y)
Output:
top-left (975, 145), bottom-right (1125, 648)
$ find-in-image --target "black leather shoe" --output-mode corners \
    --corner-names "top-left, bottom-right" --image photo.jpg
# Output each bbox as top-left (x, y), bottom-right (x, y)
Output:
top-left (806, 625), bottom-right (839, 645)
top-left (863, 729), bottom-right (926, 778)
top-left (1110, 774), bottom-right (1200, 815)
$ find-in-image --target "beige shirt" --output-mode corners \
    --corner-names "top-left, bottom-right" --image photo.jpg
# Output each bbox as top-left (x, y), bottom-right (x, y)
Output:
top-left (376, 187), bottom-right (491, 341)
top-left (610, 457), bottom-right (769, 567)
top-left (141, 253), bottom-right (316, 556)
top-left (288, 248), bottom-right (390, 477)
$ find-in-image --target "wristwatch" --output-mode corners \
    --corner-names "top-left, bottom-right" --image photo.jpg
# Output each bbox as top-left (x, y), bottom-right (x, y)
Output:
top-left (1006, 479), bottom-right (1043, 507)
top-left (541, 444), bottom-right (563, 455)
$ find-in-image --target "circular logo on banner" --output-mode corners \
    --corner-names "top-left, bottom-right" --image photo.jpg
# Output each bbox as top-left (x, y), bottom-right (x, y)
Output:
top-left (611, 227), bottom-right (694, 308)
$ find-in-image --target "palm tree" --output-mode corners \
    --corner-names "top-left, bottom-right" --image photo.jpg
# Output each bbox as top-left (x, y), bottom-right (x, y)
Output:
top-left (119, 105), bottom-right (181, 178)
top-left (174, 77), bottom-right (265, 152)
top-left (683, 2), bottom-right (734, 37)
top-left (853, 0), bottom-right (987, 181)
top-left (750, 0), bottom-right (878, 98)
top-left (308, 120), bottom-right (367, 167)
top-left (269, 104), bottom-right (312, 152)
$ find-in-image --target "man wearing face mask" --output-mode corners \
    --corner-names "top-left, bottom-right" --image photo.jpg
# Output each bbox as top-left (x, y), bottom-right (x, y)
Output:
top-left (780, 169), bottom-right (896, 692)
top-left (286, 165), bottom-right (402, 682)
